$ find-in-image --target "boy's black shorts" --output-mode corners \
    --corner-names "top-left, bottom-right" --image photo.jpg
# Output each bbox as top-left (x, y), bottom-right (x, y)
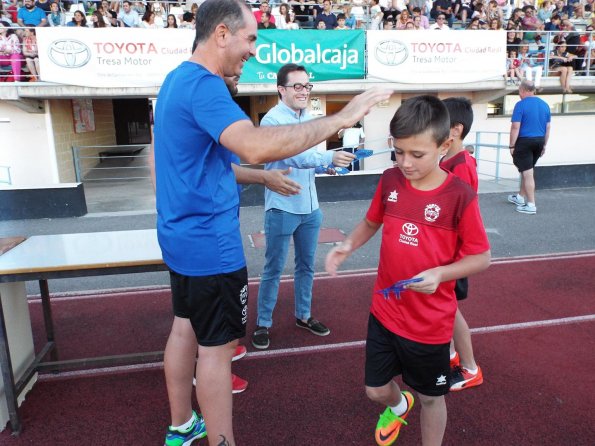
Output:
top-left (169, 267), bottom-right (248, 347)
top-left (455, 277), bottom-right (468, 301)
top-left (365, 314), bottom-right (450, 397)
top-left (512, 137), bottom-right (545, 172)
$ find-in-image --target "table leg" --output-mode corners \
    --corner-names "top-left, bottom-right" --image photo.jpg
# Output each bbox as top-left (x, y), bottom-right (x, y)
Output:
top-left (0, 294), bottom-right (22, 435)
top-left (39, 280), bottom-right (58, 362)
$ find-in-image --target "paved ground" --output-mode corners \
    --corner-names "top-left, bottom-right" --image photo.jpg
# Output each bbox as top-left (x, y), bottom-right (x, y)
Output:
top-left (1, 182), bottom-right (594, 295)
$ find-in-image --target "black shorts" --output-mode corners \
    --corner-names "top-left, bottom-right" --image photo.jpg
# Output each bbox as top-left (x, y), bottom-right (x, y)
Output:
top-left (365, 314), bottom-right (450, 396)
top-left (455, 277), bottom-right (468, 301)
top-left (169, 267), bottom-right (248, 347)
top-left (512, 137), bottom-right (545, 172)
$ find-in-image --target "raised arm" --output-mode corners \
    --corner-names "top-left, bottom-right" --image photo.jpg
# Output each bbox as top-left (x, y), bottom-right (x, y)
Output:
top-left (220, 87), bottom-right (392, 164)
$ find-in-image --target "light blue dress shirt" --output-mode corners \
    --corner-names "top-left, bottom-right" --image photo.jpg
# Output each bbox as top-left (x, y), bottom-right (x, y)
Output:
top-left (261, 101), bottom-right (334, 214)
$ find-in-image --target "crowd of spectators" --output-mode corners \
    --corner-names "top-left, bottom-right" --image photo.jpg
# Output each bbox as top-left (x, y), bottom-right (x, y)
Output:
top-left (0, 0), bottom-right (594, 83)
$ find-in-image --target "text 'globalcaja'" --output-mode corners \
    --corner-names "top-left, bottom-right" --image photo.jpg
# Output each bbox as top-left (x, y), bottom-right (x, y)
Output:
top-left (255, 43), bottom-right (359, 71)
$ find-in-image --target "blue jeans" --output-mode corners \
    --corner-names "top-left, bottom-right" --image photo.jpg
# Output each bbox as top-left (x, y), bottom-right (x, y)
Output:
top-left (256, 208), bottom-right (323, 328)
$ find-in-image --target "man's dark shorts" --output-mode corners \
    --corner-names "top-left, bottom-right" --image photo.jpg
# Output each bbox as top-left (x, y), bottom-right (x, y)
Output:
top-left (365, 314), bottom-right (450, 396)
top-left (169, 267), bottom-right (248, 347)
top-left (513, 137), bottom-right (545, 172)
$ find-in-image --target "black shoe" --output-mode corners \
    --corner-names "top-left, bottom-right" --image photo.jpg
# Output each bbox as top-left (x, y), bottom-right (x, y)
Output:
top-left (296, 317), bottom-right (330, 336)
top-left (252, 326), bottom-right (270, 350)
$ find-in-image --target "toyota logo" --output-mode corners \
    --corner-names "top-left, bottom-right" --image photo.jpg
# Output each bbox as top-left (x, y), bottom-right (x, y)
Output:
top-left (48, 39), bottom-right (91, 68)
top-left (375, 40), bottom-right (408, 66)
top-left (402, 223), bottom-right (419, 236)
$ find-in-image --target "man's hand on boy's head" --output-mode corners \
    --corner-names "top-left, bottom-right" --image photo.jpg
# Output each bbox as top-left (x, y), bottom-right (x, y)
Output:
top-left (405, 269), bottom-right (441, 294)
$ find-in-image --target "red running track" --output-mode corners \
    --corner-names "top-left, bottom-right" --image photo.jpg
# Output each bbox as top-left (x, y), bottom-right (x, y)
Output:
top-left (1, 252), bottom-right (594, 445)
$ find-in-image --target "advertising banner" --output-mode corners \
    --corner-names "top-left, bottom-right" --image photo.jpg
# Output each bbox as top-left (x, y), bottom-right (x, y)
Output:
top-left (241, 29), bottom-right (366, 83)
top-left (37, 28), bottom-right (194, 88)
top-left (367, 30), bottom-right (506, 83)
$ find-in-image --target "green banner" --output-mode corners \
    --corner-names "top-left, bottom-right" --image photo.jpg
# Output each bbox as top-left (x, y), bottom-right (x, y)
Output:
top-left (241, 30), bottom-right (365, 83)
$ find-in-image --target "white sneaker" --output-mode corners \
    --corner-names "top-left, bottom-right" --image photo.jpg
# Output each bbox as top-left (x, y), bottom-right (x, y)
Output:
top-left (507, 194), bottom-right (525, 206)
top-left (516, 203), bottom-right (537, 214)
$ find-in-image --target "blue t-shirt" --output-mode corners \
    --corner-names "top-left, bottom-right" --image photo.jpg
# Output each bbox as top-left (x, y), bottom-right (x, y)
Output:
top-left (154, 62), bottom-right (249, 276)
top-left (17, 7), bottom-right (47, 26)
top-left (511, 96), bottom-right (551, 138)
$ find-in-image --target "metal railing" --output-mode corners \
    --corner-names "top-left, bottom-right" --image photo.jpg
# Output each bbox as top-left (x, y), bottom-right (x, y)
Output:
top-left (72, 144), bottom-right (151, 182)
top-left (467, 131), bottom-right (519, 185)
top-left (0, 165), bottom-right (12, 185)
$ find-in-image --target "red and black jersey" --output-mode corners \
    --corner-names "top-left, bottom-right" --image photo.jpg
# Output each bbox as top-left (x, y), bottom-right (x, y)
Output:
top-left (440, 151), bottom-right (478, 192)
top-left (366, 167), bottom-right (490, 344)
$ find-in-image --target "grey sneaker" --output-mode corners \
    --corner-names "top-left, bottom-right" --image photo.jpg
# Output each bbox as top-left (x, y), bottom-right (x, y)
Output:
top-left (507, 194), bottom-right (525, 206)
top-left (252, 326), bottom-right (270, 350)
top-left (296, 317), bottom-right (330, 336)
top-left (516, 203), bottom-right (537, 214)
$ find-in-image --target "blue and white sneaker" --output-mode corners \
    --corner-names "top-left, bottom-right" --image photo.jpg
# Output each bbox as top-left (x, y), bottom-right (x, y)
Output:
top-left (507, 194), bottom-right (525, 206)
top-left (164, 411), bottom-right (207, 446)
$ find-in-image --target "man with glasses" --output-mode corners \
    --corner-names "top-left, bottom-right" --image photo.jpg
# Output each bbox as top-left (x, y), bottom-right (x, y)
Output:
top-left (251, 63), bottom-right (356, 350)
top-left (430, 13), bottom-right (451, 29)
top-left (431, 0), bottom-right (454, 27)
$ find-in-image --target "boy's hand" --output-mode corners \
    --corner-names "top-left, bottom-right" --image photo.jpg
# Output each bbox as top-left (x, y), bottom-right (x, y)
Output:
top-left (405, 268), bottom-right (442, 294)
top-left (325, 240), bottom-right (352, 276)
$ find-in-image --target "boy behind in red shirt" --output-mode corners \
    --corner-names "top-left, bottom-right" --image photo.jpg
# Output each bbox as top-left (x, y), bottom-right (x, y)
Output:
top-left (326, 96), bottom-right (491, 446)
top-left (440, 97), bottom-right (484, 392)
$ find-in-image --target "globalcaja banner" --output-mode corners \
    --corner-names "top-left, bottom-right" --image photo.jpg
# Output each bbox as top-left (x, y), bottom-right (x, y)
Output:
top-left (367, 30), bottom-right (506, 83)
top-left (37, 28), bottom-right (195, 88)
top-left (240, 29), bottom-right (365, 83)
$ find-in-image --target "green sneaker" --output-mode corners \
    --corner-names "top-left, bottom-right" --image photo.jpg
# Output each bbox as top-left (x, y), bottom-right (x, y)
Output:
top-left (164, 411), bottom-right (207, 446)
top-left (374, 391), bottom-right (414, 446)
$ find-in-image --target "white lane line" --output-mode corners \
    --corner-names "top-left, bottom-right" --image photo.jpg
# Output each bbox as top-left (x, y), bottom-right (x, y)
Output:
top-left (37, 314), bottom-right (595, 380)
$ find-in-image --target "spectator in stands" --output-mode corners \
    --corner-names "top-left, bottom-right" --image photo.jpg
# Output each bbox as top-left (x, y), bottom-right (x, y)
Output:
top-left (47, 2), bottom-right (65, 27)
top-left (383, 2), bottom-right (401, 23)
top-left (292, 0), bottom-right (315, 26)
top-left (471, 2), bottom-right (488, 26)
top-left (286, 9), bottom-right (300, 29)
top-left (506, 49), bottom-right (522, 85)
top-left (544, 13), bottom-right (561, 31)
top-left (521, 5), bottom-right (543, 32)
top-left (351, 0), bottom-right (366, 28)
top-left (537, 0), bottom-right (552, 23)
top-left (370, 0), bottom-right (384, 29)
top-left (101, 0), bottom-right (117, 26)
top-left (454, 0), bottom-right (474, 25)
top-left (342, 4), bottom-right (356, 29)
top-left (383, 16), bottom-right (395, 28)
top-left (335, 13), bottom-right (349, 29)
top-left (35, 0), bottom-right (51, 14)
top-left (518, 42), bottom-right (543, 90)
top-left (118, 0), bottom-right (140, 27)
top-left (551, 0), bottom-right (571, 19)
top-left (506, 29), bottom-right (522, 53)
top-left (17, 0), bottom-right (47, 26)
top-left (276, 3), bottom-right (290, 29)
top-left (315, 0), bottom-right (337, 29)
top-left (151, 2), bottom-right (165, 28)
top-left (486, 0), bottom-right (502, 23)
top-left (165, 13), bottom-right (177, 28)
top-left (67, 10), bottom-right (87, 26)
top-left (466, 16), bottom-right (480, 28)
top-left (0, 20), bottom-right (21, 82)
top-left (316, 18), bottom-right (326, 29)
top-left (430, 13), bottom-right (451, 29)
top-left (488, 17), bottom-right (502, 29)
top-left (431, 0), bottom-right (455, 28)
top-left (395, 9), bottom-right (411, 28)
top-left (412, 14), bottom-right (424, 28)
top-left (91, 10), bottom-right (107, 27)
top-left (508, 7), bottom-right (523, 28)
top-left (178, 11), bottom-right (194, 28)
top-left (254, 1), bottom-right (276, 24)
top-left (22, 27), bottom-right (39, 81)
top-left (411, 6), bottom-right (430, 28)
top-left (258, 10), bottom-right (276, 28)
top-left (550, 41), bottom-right (576, 92)
top-left (140, 7), bottom-right (158, 28)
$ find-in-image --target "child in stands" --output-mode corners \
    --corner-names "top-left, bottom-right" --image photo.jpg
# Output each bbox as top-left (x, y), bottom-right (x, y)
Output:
top-left (326, 95), bottom-right (491, 446)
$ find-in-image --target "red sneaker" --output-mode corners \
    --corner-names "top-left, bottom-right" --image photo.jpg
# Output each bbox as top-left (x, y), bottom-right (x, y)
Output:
top-left (231, 374), bottom-right (248, 394)
top-left (233, 345), bottom-right (247, 362)
top-left (450, 365), bottom-right (483, 391)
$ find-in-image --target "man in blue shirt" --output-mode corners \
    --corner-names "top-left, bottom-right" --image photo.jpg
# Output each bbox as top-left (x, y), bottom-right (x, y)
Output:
top-left (507, 80), bottom-right (551, 215)
top-left (251, 64), bottom-right (355, 350)
top-left (154, 1), bottom-right (391, 445)
top-left (17, 0), bottom-right (47, 27)
top-left (315, 0), bottom-right (338, 29)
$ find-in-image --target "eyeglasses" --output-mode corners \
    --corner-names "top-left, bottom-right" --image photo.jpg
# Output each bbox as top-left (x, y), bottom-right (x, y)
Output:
top-left (283, 83), bottom-right (314, 92)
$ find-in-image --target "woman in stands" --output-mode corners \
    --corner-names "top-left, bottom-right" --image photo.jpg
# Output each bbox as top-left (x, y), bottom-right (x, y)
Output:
top-left (165, 14), bottom-right (177, 29)
top-left (91, 11), bottom-right (107, 28)
top-left (140, 8), bottom-right (158, 28)
top-left (67, 10), bottom-right (87, 27)
top-left (395, 9), bottom-right (411, 29)
top-left (277, 3), bottom-right (290, 29)
top-left (0, 20), bottom-right (21, 82)
top-left (47, 2), bottom-right (65, 27)
top-left (286, 10), bottom-right (300, 30)
top-left (22, 27), bottom-right (39, 82)
top-left (549, 41), bottom-right (577, 93)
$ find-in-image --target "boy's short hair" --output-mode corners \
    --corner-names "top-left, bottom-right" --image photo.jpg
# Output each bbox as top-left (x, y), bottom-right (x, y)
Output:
top-left (389, 95), bottom-right (450, 146)
top-left (442, 97), bottom-right (473, 139)
top-left (337, 13), bottom-right (346, 20)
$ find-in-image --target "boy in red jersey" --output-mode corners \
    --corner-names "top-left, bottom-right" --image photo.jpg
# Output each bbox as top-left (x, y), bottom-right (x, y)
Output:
top-left (440, 97), bottom-right (484, 392)
top-left (326, 95), bottom-right (491, 446)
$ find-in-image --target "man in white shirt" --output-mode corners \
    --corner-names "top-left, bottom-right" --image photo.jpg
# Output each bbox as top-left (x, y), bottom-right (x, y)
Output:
top-left (117, 0), bottom-right (140, 27)
top-left (429, 13), bottom-right (450, 29)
